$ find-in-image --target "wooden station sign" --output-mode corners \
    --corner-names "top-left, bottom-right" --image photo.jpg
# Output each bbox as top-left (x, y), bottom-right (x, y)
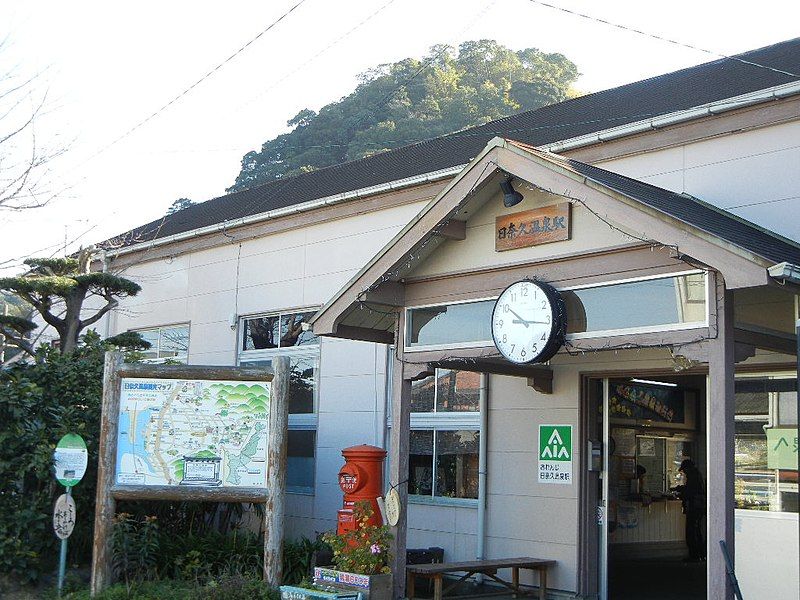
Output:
top-left (495, 202), bottom-right (571, 251)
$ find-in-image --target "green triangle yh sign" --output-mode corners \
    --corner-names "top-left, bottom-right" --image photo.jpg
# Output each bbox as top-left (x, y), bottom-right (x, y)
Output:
top-left (538, 424), bottom-right (573, 485)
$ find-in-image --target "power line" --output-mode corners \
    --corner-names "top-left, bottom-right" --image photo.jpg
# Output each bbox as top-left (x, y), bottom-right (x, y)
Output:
top-left (236, 0), bottom-right (400, 113)
top-left (79, 0), bottom-right (310, 166)
top-left (523, 0), bottom-right (800, 79)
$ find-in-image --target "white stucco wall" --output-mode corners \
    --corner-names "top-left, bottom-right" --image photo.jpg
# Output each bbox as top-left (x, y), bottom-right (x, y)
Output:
top-left (598, 120), bottom-right (800, 243)
top-left (106, 201), bottom-right (426, 538)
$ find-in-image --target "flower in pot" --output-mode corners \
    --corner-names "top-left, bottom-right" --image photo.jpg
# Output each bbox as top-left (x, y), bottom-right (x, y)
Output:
top-left (322, 500), bottom-right (393, 575)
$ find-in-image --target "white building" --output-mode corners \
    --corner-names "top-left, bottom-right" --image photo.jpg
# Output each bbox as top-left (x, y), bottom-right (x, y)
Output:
top-left (97, 38), bottom-right (799, 599)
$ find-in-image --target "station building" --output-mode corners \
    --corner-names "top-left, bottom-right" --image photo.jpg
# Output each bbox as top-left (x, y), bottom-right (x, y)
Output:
top-left (97, 39), bottom-right (800, 599)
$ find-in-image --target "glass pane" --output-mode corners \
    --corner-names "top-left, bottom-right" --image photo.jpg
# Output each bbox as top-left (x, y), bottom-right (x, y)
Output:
top-left (435, 430), bottom-right (479, 499)
top-left (407, 300), bottom-right (494, 347)
top-left (734, 378), bottom-right (799, 513)
top-left (409, 430), bottom-right (433, 496)
top-left (289, 355), bottom-right (316, 414)
top-left (735, 391), bottom-right (769, 416)
top-left (138, 329), bottom-right (160, 359)
top-left (287, 430), bottom-right (315, 490)
top-left (778, 391), bottom-right (798, 425)
top-left (636, 437), bottom-right (666, 495)
top-left (281, 312), bottom-right (318, 347)
top-left (435, 370), bottom-right (479, 412)
top-left (159, 325), bottom-right (189, 358)
top-left (564, 273), bottom-right (706, 334)
top-left (411, 375), bottom-right (435, 413)
top-left (243, 316), bottom-right (279, 350)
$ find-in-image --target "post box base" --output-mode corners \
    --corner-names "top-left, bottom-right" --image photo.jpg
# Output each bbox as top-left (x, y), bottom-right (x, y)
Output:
top-left (313, 567), bottom-right (392, 600)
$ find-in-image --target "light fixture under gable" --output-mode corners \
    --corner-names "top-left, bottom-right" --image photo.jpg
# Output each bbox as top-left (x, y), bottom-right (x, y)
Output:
top-left (500, 176), bottom-right (524, 208)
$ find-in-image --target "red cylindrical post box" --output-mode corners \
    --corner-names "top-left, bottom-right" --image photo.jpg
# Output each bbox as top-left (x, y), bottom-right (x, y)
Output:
top-left (336, 444), bottom-right (387, 534)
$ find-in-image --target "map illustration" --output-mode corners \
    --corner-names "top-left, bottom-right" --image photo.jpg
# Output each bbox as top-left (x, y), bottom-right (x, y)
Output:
top-left (115, 378), bottom-right (270, 488)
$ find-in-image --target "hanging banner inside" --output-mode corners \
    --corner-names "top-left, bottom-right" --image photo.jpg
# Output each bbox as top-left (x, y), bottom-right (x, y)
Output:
top-left (538, 424), bottom-right (573, 484)
top-left (767, 428), bottom-right (799, 470)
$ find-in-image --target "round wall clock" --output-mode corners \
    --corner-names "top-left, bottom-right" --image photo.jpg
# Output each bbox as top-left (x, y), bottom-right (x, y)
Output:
top-left (491, 279), bottom-right (566, 364)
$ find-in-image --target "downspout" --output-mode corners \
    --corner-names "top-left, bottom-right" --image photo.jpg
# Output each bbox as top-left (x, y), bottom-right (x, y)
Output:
top-left (476, 373), bottom-right (489, 581)
top-left (98, 249), bottom-right (112, 339)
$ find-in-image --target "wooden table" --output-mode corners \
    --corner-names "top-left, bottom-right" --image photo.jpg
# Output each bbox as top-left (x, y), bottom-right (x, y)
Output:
top-left (406, 557), bottom-right (556, 600)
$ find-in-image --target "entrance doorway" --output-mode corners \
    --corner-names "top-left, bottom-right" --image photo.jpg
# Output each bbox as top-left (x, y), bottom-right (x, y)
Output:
top-left (585, 376), bottom-right (708, 600)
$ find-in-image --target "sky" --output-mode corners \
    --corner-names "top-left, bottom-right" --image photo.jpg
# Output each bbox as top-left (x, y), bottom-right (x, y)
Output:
top-left (0, 0), bottom-right (798, 275)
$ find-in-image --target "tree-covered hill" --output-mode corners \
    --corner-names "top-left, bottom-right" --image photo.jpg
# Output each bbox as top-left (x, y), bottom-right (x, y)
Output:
top-left (229, 40), bottom-right (579, 192)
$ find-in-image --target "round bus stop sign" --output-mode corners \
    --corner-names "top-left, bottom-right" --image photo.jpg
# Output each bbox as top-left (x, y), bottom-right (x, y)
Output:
top-left (54, 433), bottom-right (88, 488)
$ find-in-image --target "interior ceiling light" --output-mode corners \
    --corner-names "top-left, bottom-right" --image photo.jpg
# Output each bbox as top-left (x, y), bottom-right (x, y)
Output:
top-left (630, 378), bottom-right (678, 388)
top-left (500, 176), bottom-right (524, 208)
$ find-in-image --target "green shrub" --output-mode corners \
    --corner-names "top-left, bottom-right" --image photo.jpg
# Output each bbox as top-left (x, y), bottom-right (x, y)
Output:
top-left (60, 576), bottom-right (280, 600)
top-left (202, 574), bottom-right (280, 600)
top-left (282, 536), bottom-right (330, 585)
top-left (0, 333), bottom-right (106, 581)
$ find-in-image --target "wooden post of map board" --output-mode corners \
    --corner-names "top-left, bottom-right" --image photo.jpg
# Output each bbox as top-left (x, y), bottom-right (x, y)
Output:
top-left (264, 355), bottom-right (289, 586)
top-left (90, 351), bottom-right (123, 597)
top-left (89, 357), bottom-right (279, 596)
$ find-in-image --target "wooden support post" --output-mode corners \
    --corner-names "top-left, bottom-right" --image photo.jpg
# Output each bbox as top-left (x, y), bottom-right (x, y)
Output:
top-left (707, 279), bottom-right (735, 600)
top-left (90, 351), bottom-right (124, 597)
top-left (389, 312), bottom-right (412, 599)
top-left (264, 355), bottom-right (289, 586)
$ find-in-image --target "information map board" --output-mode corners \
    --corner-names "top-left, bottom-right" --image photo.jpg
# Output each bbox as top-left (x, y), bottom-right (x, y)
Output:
top-left (91, 356), bottom-right (289, 597)
top-left (116, 378), bottom-right (271, 488)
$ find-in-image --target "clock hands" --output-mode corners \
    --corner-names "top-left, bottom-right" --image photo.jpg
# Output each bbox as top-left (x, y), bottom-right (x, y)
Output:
top-left (508, 307), bottom-right (549, 327)
top-left (507, 308), bottom-right (530, 328)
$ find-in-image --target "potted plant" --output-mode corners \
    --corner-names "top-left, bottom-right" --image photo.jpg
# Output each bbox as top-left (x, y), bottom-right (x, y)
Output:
top-left (315, 500), bottom-right (393, 600)
top-left (280, 501), bottom-right (392, 600)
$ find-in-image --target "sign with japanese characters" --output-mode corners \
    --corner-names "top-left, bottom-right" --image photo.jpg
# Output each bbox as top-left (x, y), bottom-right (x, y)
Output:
top-left (767, 428), bottom-right (798, 470)
top-left (496, 203), bottom-right (571, 251)
top-left (53, 493), bottom-right (77, 540)
top-left (538, 424), bottom-right (573, 485)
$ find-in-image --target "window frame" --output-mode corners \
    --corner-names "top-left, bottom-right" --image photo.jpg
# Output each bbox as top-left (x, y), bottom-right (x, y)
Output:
top-left (403, 269), bottom-right (709, 352)
top-left (409, 368), bottom-right (481, 506)
top-left (734, 372), bottom-right (798, 515)
top-left (131, 323), bottom-right (190, 363)
top-left (238, 308), bottom-right (320, 494)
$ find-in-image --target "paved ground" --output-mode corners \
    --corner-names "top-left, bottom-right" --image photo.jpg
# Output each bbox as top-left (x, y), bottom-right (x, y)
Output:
top-left (609, 557), bottom-right (706, 600)
top-left (409, 557), bottom-right (706, 599)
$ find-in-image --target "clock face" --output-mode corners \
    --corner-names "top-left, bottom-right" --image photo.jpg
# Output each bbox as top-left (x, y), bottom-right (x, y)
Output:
top-left (491, 280), bottom-right (565, 364)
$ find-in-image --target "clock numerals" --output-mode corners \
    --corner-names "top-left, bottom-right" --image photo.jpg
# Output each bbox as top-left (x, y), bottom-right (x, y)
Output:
top-left (493, 280), bottom-right (562, 364)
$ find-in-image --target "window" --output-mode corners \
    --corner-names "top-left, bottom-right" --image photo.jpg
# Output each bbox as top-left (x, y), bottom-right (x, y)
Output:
top-left (563, 272), bottom-right (707, 337)
top-left (404, 271), bottom-right (708, 350)
top-left (734, 377), bottom-right (798, 513)
top-left (134, 324), bottom-right (190, 362)
top-left (409, 369), bottom-right (480, 501)
top-left (406, 300), bottom-right (495, 349)
top-left (239, 309), bottom-right (319, 493)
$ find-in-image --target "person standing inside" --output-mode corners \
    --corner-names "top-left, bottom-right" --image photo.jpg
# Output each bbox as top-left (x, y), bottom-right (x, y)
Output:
top-left (673, 459), bottom-right (706, 562)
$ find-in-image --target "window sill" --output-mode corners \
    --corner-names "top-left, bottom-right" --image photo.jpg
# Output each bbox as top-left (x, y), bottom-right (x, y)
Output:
top-left (409, 495), bottom-right (478, 508)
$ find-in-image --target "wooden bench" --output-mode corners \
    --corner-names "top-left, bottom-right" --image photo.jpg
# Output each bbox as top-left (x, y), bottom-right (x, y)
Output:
top-left (406, 557), bottom-right (556, 600)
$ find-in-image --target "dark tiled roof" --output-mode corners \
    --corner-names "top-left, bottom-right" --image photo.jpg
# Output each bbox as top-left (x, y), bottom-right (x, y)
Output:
top-left (111, 37), bottom-right (800, 248)
top-left (515, 142), bottom-right (800, 266)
